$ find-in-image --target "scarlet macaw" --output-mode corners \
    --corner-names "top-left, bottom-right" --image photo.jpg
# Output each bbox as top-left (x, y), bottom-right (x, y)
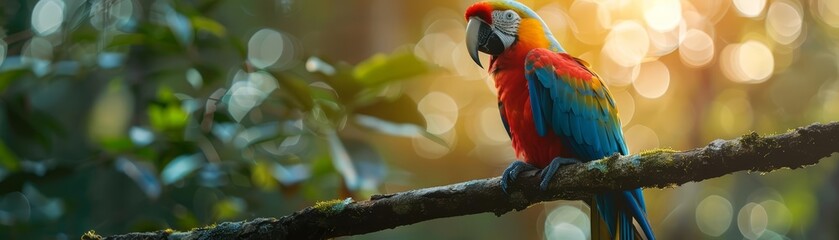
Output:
top-left (464, 1), bottom-right (654, 239)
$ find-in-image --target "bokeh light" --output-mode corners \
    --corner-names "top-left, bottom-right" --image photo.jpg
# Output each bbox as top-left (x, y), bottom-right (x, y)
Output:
top-left (412, 129), bottom-right (455, 159)
top-left (643, 0), bottom-right (682, 32)
top-left (612, 90), bottom-right (635, 127)
top-left (646, 24), bottom-right (680, 56)
top-left (738, 202), bottom-right (769, 239)
top-left (31, 0), bottom-right (64, 36)
top-left (226, 71), bottom-right (278, 122)
top-left (417, 91), bottom-right (459, 135)
top-left (624, 124), bottom-right (659, 153)
top-left (0, 192), bottom-right (31, 224)
top-left (544, 204), bottom-right (590, 240)
top-left (633, 61), bottom-right (670, 99)
top-left (451, 41), bottom-right (485, 79)
top-left (305, 56), bottom-right (336, 75)
top-left (599, 52), bottom-right (640, 86)
top-left (603, 21), bottom-right (649, 67)
top-left (815, 0), bottom-right (839, 27)
top-left (760, 200), bottom-right (793, 236)
top-left (709, 89), bottom-right (754, 137)
top-left (415, 18), bottom-right (463, 71)
top-left (248, 29), bottom-right (285, 69)
top-left (23, 37), bottom-right (53, 62)
top-left (679, 29), bottom-right (715, 67)
top-left (721, 41), bottom-right (775, 83)
top-left (733, 0), bottom-right (767, 18)
top-left (88, 79), bottom-right (134, 141)
top-left (186, 68), bottom-right (203, 89)
top-left (475, 106), bottom-right (510, 145)
top-left (696, 195), bottom-right (734, 236)
top-left (766, 1), bottom-right (803, 45)
top-left (690, 0), bottom-right (732, 24)
top-left (569, 0), bottom-right (610, 45)
top-left (537, 4), bottom-right (572, 45)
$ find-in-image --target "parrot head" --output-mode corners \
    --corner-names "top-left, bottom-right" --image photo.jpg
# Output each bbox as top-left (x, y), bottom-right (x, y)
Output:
top-left (464, 1), bottom-right (563, 68)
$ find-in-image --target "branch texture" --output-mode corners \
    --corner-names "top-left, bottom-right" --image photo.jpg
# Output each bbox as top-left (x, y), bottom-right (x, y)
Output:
top-left (86, 122), bottom-right (839, 240)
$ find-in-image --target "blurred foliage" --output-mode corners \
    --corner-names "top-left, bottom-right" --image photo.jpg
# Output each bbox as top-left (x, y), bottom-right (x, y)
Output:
top-left (0, 0), bottom-right (438, 239)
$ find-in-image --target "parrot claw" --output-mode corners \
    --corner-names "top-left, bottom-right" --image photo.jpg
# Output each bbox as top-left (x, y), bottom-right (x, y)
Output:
top-left (501, 161), bottom-right (538, 194)
top-left (539, 157), bottom-right (582, 191)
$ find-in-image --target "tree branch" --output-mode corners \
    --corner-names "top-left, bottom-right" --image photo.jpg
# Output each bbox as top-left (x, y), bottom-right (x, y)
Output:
top-left (85, 122), bottom-right (839, 240)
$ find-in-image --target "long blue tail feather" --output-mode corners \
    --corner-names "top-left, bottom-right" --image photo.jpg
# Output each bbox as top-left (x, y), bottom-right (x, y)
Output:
top-left (594, 189), bottom-right (655, 240)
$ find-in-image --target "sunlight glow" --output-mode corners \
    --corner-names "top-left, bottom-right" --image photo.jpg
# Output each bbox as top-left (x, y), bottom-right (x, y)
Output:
top-left (679, 29), bottom-right (715, 67)
top-left (816, 0), bottom-right (839, 27)
top-left (624, 124), bottom-right (659, 153)
top-left (613, 90), bottom-right (635, 127)
top-left (418, 92), bottom-right (459, 135)
top-left (766, 1), bottom-right (803, 45)
top-left (633, 61), bottom-right (671, 99)
top-left (721, 41), bottom-right (774, 83)
top-left (569, 0), bottom-right (610, 45)
top-left (603, 21), bottom-right (650, 67)
top-left (733, 0), bottom-right (766, 18)
top-left (643, 0), bottom-right (682, 32)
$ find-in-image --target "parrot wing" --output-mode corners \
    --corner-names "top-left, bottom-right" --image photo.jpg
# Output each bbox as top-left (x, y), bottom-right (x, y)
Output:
top-left (524, 48), bottom-right (628, 160)
top-left (525, 48), bottom-right (655, 240)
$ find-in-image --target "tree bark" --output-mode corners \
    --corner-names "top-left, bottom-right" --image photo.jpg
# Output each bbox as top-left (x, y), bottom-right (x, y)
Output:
top-left (83, 122), bottom-right (839, 240)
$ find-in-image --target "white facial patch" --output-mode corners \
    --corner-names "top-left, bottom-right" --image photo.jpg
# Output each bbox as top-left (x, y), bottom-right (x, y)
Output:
top-left (491, 10), bottom-right (521, 49)
top-left (492, 10), bottom-right (521, 36)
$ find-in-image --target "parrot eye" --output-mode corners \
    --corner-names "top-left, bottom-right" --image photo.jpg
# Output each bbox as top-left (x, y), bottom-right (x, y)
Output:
top-left (504, 10), bottom-right (517, 20)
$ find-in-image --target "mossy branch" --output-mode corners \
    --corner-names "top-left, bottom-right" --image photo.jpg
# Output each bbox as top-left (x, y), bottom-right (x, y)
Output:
top-left (84, 122), bottom-right (839, 240)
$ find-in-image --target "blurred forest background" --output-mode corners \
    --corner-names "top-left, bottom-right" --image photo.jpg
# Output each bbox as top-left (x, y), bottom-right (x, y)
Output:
top-left (0, 0), bottom-right (838, 239)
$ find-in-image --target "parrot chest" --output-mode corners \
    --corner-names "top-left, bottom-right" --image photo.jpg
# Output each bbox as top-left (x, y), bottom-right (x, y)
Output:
top-left (494, 69), bottom-right (574, 168)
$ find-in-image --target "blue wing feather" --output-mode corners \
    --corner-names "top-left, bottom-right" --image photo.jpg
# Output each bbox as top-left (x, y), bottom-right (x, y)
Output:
top-left (527, 74), bottom-right (547, 137)
top-left (525, 48), bottom-right (654, 240)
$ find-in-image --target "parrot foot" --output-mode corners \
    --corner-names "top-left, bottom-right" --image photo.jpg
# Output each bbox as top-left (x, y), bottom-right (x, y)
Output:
top-left (501, 161), bottom-right (538, 194)
top-left (539, 157), bottom-right (582, 191)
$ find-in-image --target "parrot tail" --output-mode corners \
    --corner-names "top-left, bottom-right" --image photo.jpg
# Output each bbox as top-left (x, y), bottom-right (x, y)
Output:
top-left (591, 188), bottom-right (655, 240)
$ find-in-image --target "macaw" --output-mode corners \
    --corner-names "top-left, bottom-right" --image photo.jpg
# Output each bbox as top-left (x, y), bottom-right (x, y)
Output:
top-left (464, 1), bottom-right (654, 239)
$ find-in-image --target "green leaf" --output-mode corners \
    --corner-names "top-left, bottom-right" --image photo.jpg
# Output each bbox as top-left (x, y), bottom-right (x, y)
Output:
top-left (107, 34), bottom-right (146, 48)
top-left (326, 131), bottom-right (358, 190)
top-left (148, 87), bottom-right (188, 132)
top-left (353, 51), bottom-right (427, 86)
top-left (191, 16), bottom-right (226, 37)
top-left (89, 79), bottom-right (134, 143)
top-left (212, 197), bottom-right (245, 221)
top-left (310, 152), bottom-right (334, 178)
top-left (99, 137), bottom-right (134, 152)
top-left (0, 140), bottom-right (20, 171)
top-left (273, 72), bottom-right (314, 110)
top-left (354, 114), bottom-right (449, 149)
top-left (251, 161), bottom-right (278, 191)
top-left (353, 95), bottom-right (425, 126)
top-left (419, 130), bottom-right (450, 149)
top-left (0, 69), bottom-right (32, 92)
top-left (343, 139), bottom-right (386, 197)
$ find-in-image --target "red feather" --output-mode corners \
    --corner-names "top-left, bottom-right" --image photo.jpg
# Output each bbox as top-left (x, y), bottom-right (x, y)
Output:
top-left (465, 2), bottom-right (493, 24)
top-left (493, 52), bottom-right (581, 168)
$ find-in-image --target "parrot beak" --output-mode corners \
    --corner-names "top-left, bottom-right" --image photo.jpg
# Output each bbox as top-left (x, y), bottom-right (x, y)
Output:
top-left (466, 17), bottom-right (506, 69)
